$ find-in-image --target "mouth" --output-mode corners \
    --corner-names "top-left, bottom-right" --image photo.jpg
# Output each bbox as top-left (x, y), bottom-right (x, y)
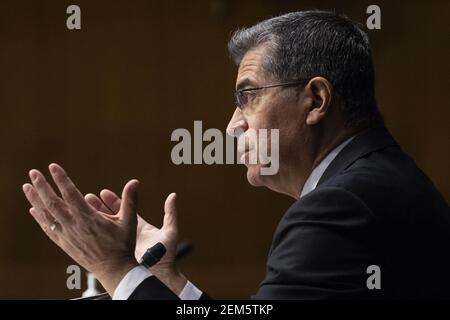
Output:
top-left (240, 149), bottom-right (255, 165)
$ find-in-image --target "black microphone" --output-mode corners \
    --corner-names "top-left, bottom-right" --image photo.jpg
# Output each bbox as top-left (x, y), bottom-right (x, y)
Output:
top-left (139, 242), bottom-right (166, 268)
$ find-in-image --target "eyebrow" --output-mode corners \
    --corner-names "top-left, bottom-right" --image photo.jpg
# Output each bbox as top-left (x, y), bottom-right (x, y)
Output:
top-left (236, 78), bottom-right (256, 91)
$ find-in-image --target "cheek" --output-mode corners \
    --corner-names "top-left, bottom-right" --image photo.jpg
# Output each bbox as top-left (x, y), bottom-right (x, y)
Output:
top-left (267, 103), bottom-right (305, 160)
top-left (245, 97), bottom-right (304, 157)
top-left (245, 108), bottom-right (278, 131)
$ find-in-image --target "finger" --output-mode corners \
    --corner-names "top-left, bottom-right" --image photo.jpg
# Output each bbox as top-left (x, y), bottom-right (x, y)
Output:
top-left (23, 183), bottom-right (53, 218)
top-left (119, 179), bottom-right (139, 224)
top-left (163, 193), bottom-right (178, 230)
top-left (30, 208), bottom-right (80, 261)
top-left (100, 189), bottom-right (121, 213)
top-left (29, 208), bottom-right (60, 243)
top-left (84, 193), bottom-right (103, 210)
top-left (48, 163), bottom-right (91, 214)
top-left (23, 184), bottom-right (57, 227)
top-left (85, 193), bottom-right (113, 214)
top-left (29, 169), bottom-right (72, 224)
top-left (100, 190), bottom-right (146, 226)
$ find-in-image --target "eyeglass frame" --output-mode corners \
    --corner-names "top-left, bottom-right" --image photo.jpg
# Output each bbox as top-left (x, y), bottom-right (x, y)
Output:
top-left (234, 79), bottom-right (309, 110)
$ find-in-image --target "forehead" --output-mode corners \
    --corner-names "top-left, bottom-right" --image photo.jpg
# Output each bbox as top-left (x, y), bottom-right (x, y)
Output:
top-left (236, 45), bottom-right (269, 89)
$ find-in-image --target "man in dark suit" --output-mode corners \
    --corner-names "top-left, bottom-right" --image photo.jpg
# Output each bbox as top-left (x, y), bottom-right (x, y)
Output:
top-left (22, 11), bottom-right (449, 299)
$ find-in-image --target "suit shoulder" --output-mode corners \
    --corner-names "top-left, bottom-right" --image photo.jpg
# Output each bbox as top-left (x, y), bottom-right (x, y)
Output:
top-left (320, 148), bottom-right (448, 218)
top-left (274, 186), bottom-right (374, 249)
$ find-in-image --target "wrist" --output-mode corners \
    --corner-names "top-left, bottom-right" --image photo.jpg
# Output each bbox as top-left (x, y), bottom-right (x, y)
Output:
top-left (150, 264), bottom-right (187, 295)
top-left (93, 257), bottom-right (139, 296)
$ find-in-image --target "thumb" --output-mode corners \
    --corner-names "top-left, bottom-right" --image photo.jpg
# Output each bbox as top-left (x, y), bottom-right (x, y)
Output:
top-left (163, 193), bottom-right (178, 230)
top-left (119, 179), bottom-right (139, 224)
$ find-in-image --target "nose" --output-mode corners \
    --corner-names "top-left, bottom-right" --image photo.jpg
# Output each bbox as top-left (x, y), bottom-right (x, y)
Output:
top-left (226, 108), bottom-right (248, 137)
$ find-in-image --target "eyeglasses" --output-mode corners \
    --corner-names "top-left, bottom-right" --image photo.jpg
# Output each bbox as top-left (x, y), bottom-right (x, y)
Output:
top-left (234, 80), bottom-right (307, 110)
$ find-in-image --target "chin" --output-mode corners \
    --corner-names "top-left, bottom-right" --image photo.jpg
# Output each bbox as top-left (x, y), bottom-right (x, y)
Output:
top-left (245, 165), bottom-right (265, 187)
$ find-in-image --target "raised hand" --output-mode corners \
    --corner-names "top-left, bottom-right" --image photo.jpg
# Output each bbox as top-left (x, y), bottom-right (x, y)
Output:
top-left (22, 163), bottom-right (139, 295)
top-left (84, 190), bottom-right (187, 294)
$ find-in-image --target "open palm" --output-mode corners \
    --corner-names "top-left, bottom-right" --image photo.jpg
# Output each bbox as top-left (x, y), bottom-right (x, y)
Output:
top-left (85, 190), bottom-right (179, 267)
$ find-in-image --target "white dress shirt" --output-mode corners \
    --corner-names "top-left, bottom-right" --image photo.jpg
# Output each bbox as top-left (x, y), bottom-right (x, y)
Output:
top-left (113, 135), bottom-right (355, 300)
top-left (300, 135), bottom-right (355, 198)
top-left (113, 265), bottom-right (203, 300)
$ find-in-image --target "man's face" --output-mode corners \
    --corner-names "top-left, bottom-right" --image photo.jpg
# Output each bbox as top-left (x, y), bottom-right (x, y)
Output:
top-left (227, 45), bottom-right (309, 194)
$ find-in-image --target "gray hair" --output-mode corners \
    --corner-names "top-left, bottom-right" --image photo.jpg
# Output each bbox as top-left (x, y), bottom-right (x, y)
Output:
top-left (228, 11), bottom-right (384, 129)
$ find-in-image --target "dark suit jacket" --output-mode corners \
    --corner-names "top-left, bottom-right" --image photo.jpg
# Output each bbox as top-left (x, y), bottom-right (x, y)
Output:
top-left (129, 126), bottom-right (450, 300)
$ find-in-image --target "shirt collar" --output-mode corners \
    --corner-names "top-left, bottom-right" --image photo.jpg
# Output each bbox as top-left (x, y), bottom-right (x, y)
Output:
top-left (300, 135), bottom-right (355, 198)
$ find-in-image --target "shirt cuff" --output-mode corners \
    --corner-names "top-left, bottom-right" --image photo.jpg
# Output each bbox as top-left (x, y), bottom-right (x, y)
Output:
top-left (179, 281), bottom-right (203, 300)
top-left (113, 265), bottom-right (152, 300)
top-left (113, 265), bottom-right (203, 300)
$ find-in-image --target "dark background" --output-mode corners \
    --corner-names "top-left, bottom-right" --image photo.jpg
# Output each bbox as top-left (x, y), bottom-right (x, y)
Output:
top-left (0, 0), bottom-right (448, 299)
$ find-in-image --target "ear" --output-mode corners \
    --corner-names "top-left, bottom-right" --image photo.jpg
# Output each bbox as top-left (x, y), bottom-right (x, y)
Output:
top-left (305, 77), bottom-right (333, 126)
